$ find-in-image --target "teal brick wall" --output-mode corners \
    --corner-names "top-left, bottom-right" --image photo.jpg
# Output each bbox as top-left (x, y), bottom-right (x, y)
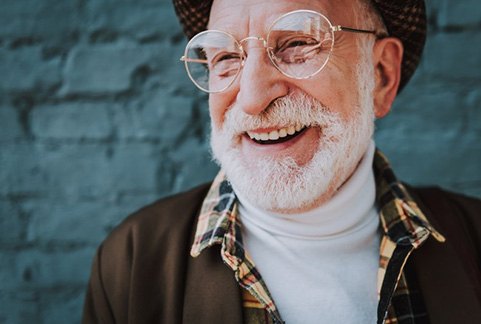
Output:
top-left (0, 0), bottom-right (480, 323)
top-left (376, 1), bottom-right (481, 198)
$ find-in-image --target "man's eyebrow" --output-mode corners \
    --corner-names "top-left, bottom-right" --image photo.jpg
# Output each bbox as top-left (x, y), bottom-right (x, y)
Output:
top-left (208, 24), bottom-right (238, 34)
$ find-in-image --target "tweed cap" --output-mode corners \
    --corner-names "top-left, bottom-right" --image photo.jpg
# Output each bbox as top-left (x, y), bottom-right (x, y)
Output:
top-left (173, 0), bottom-right (426, 91)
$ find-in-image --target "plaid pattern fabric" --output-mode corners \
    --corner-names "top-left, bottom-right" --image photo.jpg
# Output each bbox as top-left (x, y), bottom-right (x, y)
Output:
top-left (190, 150), bottom-right (445, 324)
top-left (172, 0), bottom-right (426, 92)
top-left (190, 174), bottom-right (283, 323)
top-left (374, 150), bottom-right (445, 323)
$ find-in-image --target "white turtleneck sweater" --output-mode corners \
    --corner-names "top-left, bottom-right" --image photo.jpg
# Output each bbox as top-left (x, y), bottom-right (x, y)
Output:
top-left (235, 141), bottom-right (379, 324)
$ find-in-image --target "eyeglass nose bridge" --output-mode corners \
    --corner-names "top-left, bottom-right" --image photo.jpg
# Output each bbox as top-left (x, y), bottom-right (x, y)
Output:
top-left (237, 36), bottom-right (272, 69)
top-left (239, 36), bottom-right (267, 49)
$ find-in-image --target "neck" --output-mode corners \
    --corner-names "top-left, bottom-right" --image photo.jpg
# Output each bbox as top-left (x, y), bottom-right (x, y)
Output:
top-left (235, 141), bottom-right (380, 323)
top-left (235, 141), bottom-right (376, 238)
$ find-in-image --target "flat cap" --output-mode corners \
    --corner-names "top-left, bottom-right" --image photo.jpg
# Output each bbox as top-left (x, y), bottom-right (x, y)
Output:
top-left (173, 0), bottom-right (427, 91)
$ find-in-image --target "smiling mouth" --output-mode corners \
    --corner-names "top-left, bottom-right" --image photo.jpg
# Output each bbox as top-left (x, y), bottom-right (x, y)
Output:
top-left (246, 124), bottom-right (308, 145)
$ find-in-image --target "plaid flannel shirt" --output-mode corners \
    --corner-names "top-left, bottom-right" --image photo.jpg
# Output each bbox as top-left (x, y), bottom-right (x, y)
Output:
top-left (190, 150), bottom-right (445, 324)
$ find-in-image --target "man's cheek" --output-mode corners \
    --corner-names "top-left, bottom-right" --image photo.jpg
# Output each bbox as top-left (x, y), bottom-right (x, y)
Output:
top-left (210, 90), bottom-right (239, 126)
top-left (208, 107), bottom-right (225, 132)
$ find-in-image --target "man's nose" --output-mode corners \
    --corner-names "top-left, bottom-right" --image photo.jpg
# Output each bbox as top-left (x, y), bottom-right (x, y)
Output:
top-left (235, 49), bottom-right (289, 115)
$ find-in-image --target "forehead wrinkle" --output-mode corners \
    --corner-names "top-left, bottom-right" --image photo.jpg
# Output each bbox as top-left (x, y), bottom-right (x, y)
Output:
top-left (327, 0), bottom-right (361, 26)
top-left (209, 2), bottom-right (270, 39)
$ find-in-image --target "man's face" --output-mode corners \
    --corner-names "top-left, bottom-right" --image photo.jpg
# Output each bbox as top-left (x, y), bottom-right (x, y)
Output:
top-left (208, 0), bottom-right (378, 213)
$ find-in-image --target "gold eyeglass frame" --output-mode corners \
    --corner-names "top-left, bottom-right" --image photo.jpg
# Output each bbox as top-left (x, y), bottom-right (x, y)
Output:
top-left (180, 9), bottom-right (386, 93)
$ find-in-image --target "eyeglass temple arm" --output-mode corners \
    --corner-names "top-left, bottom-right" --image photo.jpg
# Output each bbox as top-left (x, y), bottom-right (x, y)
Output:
top-left (333, 25), bottom-right (388, 38)
top-left (180, 56), bottom-right (208, 63)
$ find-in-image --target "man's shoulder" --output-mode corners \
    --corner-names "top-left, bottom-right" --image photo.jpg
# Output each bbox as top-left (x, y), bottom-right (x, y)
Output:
top-left (83, 183), bottom-right (213, 322)
top-left (408, 185), bottom-right (481, 251)
top-left (101, 182), bottom-right (212, 255)
top-left (409, 185), bottom-right (481, 219)
top-left (407, 186), bottom-right (481, 322)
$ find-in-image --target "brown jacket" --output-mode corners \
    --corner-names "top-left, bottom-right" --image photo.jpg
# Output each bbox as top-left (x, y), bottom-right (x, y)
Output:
top-left (82, 184), bottom-right (481, 324)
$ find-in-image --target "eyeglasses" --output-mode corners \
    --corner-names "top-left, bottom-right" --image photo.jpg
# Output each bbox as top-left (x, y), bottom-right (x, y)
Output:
top-left (180, 9), bottom-right (385, 93)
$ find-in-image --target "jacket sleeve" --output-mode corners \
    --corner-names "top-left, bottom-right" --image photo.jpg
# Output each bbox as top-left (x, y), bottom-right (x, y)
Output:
top-left (81, 183), bottom-right (211, 323)
top-left (82, 245), bottom-right (115, 324)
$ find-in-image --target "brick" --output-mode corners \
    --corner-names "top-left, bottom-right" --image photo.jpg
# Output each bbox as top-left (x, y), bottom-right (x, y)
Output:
top-left (0, 200), bottom-right (24, 244)
top-left (0, 0), bottom-right (79, 41)
top-left (0, 289), bottom-right (40, 324)
top-left (0, 252), bottom-right (26, 290)
top-left (161, 43), bottom-right (198, 92)
top-left (0, 143), bottom-right (46, 196)
top-left (61, 43), bottom-right (165, 95)
top-left (439, 0), bottom-right (481, 28)
top-left (60, 40), bottom-right (189, 95)
top-left (422, 32), bottom-right (481, 82)
top-left (0, 47), bottom-right (61, 91)
top-left (26, 197), bottom-right (156, 245)
top-left (0, 105), bottom-right (23, 141)
top-left (170, 137), bottom-right (219, 193)
top-left (31, 103), bottom-right (112, 140)
top-left (466, 90), bottom-right (481, 133)
top-left (0, 142), bottom-right (160, 198)
top-left (26, 199), bottom-right (110, 245)
top-left (376, 84), bottom-right (465, 139)
top-left (0, 142), bottom-right (109, 196)
top-left (37, 143), bottom-right (115, 198)
top-left (114, 90), bottom-right (194, 141)
top-left (376, 134), bottom-right (481, 191)
top-left (376, 84), bottom-right (481, 200)
top-left (108, 143), bottom-right (159, 193)
top-left (39, 288), bottom-right (85, 324)
top-left (0, 248), bottom-right (94, 290)
top-left (86, 0), bottom-right (180, 40)
top-left (425, 0), bottom-right (441, 15)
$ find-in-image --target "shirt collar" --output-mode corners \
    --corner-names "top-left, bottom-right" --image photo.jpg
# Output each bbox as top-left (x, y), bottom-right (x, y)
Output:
top-left (373, 149), bottom-right (445, 246)
top-left (190, 170), bottom-right (237, 257)
top-left (191, 149), bottom-right (445, 258)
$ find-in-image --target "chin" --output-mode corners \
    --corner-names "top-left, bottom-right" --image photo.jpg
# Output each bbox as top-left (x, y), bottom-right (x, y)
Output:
top-left (210, 94), bottom-right (374, 213)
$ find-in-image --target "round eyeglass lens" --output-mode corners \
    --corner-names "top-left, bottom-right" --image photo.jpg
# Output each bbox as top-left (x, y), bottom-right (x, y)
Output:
top-left (267, 10), bottom-right (334, 79)
top-left (184, 30), bottom-right (243, 93)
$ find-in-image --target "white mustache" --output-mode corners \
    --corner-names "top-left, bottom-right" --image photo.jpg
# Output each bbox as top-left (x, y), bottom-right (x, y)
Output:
top-left (218, 92), bottom-right (340, 138)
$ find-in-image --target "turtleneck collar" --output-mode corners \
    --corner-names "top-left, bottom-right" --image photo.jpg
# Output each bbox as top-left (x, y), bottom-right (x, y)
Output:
top-left (235, 140), bottom-right (377, 239)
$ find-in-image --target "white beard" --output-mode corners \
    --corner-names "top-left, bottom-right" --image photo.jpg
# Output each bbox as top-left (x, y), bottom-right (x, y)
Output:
top-left (210, 52), bottom-right (376, 213)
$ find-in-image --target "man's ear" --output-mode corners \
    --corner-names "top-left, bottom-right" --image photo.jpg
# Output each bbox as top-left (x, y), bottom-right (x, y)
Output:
top-left (372, 37), bottom-right (403, 118)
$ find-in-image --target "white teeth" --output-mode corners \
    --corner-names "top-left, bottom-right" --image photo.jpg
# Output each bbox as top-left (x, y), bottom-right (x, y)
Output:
top-left (260, 133), bottom-right (269, 141)
top-left (268, 130), bottom-right (279, 140)
top-left (247, 125), bottom-right (306, 142)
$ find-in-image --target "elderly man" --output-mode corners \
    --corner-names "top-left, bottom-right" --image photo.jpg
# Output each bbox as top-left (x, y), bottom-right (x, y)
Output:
top-left (83, 0), bottom-right (481, 323)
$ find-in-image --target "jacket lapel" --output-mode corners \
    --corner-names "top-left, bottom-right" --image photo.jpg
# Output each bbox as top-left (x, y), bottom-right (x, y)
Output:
top-left (411, 236), bottom-right (481, 323)
top-left (410, 188), bottom-right (481, 323)
top-left (183, 244), bottom-right (244, 324)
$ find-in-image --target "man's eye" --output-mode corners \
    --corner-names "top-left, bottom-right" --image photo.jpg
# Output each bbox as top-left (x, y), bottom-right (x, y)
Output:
top-left (273, 37), bottom-right (323, 64)
top-left (210, 52), bottom-right (241, 65)
top-left (209, 52), bottom-right (242, 77)
top-left (284, 40), bottom-right (312, 48)
top-left (278, 37), bottom-right (318, 51)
